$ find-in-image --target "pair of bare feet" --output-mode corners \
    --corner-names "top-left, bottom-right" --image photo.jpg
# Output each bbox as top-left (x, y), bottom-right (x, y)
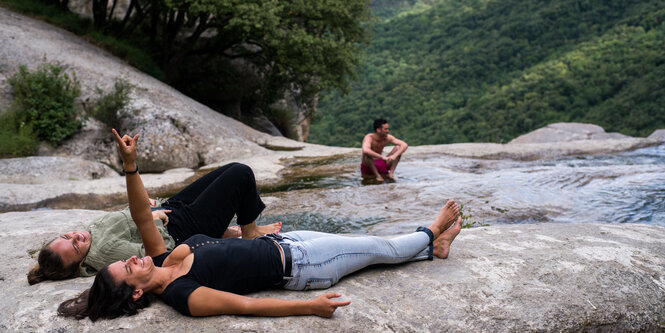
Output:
top-left (220, 222), bottom-right (283, 239)
top-left (376, 173), bottom-right (395, 183)
top-left (426, 200), bottom-right (462, 259)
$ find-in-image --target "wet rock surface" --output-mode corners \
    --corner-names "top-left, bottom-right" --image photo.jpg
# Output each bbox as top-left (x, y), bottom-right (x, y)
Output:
top-left (1, 210), bottom-right (663, 332)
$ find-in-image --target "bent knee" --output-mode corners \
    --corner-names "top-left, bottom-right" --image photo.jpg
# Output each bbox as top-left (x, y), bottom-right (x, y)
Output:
top-left (229, 163), bottom-right (253, 174)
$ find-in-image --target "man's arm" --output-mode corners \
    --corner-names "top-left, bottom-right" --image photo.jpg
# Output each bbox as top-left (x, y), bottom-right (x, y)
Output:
top-left (386, 135), bottom-right (408, 161)
top-left (188, 287), bottom-right (350, 317)
top-left (361, 134), bottom-right (384, 159)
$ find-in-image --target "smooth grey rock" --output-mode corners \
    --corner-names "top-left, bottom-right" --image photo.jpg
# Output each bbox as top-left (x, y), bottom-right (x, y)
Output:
top-left (251, 114), bottom-right (284, 137)
top-left (44, 117), bottom-right (122, 170)
top-left (0, 168), bottom-right (195, 212)
top-left (509, 122), bottom-right (631, 144)
top-left (1, 210), bottom-right (663, 332)
top-left (648, 129), bottom-right (665, 140)
top-left (0, 156), bottom-right (116, 184)
top-left (410, 137), bottom-right (661, 161)
top-left (0, 8), bottom-right (274, 172)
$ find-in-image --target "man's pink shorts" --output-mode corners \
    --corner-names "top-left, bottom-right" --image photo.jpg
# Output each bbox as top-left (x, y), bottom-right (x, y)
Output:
top-left (360, 159), bottom-right (389, 175)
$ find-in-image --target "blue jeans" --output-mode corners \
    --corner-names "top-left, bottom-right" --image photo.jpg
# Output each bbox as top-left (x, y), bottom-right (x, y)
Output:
top-left (279, 230), bottom-right (431, 290)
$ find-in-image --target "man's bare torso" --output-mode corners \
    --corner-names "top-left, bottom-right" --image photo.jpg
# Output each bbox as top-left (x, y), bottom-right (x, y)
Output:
top-left (365, 133), bottom-right (389, 156)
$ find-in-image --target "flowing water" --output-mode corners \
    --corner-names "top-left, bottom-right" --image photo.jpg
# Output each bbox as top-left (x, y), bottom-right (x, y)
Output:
top-left (260, 144), bottom-right (665, 235)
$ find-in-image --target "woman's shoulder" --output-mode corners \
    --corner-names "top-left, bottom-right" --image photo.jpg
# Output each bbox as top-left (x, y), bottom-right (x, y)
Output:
top-left (160, 243), bottom-right (191, 267)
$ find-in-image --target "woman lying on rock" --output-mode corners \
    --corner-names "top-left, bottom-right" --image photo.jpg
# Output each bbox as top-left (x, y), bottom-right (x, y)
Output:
top-left (28, 137), bottom-right (280, 285)
top-left (58, 130), bottom-right (462, 319)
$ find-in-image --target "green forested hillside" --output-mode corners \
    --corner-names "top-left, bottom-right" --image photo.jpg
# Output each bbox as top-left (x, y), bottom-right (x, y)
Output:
top-left (309, 0), bottom-right (665, 146)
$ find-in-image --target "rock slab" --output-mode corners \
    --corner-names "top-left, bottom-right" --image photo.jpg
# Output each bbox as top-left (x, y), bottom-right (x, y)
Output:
top-left (1, 209), bottom-right (663, 332)
top-left (509, 122), bottom-right (631, 144)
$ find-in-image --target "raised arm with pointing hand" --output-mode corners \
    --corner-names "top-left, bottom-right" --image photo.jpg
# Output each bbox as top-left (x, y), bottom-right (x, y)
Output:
top-left (111, 129), bottom-right (166, 257)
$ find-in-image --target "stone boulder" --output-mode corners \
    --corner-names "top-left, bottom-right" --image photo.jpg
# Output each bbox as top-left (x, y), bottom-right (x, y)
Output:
top-left (0, 168), bottom-right (195, 212)
top-left (648, 129), bottom-right (665, 140)
top-left (509, 123), bottom-right (631, 144)
top-left (0, 8), bottom-right (280, 172)
top-left (0, 156), bottom-right (116, 184)
top-left (0, 210), bottom-right (663, 332)
top-left (251, 114), bottom-right (284, 137)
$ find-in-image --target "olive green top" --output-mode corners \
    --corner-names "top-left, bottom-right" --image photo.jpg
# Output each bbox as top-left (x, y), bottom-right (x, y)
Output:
top-left (80, 205), bottom-right (176, 277)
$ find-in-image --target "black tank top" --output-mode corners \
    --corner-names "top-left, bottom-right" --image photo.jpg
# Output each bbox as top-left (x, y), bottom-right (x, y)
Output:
top-left (153, 234), bottom-right (283, 315)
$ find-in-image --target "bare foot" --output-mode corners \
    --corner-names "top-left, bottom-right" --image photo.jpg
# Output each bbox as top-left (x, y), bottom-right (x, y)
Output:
top-left (427, 200), bottom-right (459, 236)
top-left (221, 226), bottom-right (241, 238)
top-left (376, 175), bottom-right (385, 183)
top-left (242, 222), bottom-right (282, 239)
top-left (386, 173), bottom-right (396, 181)
top-left (432, 217), bottom-right (461, 259)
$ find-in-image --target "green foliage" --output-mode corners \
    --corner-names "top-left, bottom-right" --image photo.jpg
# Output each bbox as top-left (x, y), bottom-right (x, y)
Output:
top-left (1, 0), bottom-right (370, 130)
top-left (0, 0), bottom-right (164, 80)
top-left (89, 79), bottom-right (134, 129)
top-left (165, 0), bottom-right (372, 116)
top-left (84, 32), bottom-right (165, 81)
top-left (370, 0), bottom-right (433, 21)
top-left (263, 106), bottom-right (296, 139)
top-left (0, 0), bottom-right (91, 34)
top-left (459, 203), bottom-right (488, 229)
top-left (309, 0), bottom-right (665, 146)
top-left (7, 62), bottom-right (81, 146)
top-left (0, 109), bottom-right (40, 158)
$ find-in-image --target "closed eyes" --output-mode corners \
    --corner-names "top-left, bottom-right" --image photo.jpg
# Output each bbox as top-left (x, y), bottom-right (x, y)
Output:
top-left (61, 235), bottom-right (80, 254)
top-left (121, 260), bottom-right (132, 274)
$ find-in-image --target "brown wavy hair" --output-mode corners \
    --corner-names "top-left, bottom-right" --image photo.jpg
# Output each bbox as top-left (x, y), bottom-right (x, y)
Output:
top-left (58, 266), bottom-right (153, 321)
top-left (27, 239), bottom-right (81, 285)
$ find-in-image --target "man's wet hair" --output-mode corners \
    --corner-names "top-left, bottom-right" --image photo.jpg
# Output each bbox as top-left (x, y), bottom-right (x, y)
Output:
top-left (373, 119), bottom-right (388, 132)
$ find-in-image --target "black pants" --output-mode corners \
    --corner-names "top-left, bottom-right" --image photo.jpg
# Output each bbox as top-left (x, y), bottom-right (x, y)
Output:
top-left (162, 163), bottom-right (266, 244)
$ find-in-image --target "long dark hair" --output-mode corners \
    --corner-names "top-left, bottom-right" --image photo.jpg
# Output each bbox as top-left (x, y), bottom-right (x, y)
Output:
top-left (27, 240), bottom-right (81, 285)
top-left (58, 266), bottom-right (153, 321)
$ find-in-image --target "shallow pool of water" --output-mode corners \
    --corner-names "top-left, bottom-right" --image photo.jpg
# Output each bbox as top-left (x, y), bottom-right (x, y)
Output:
top-left (260, 144), bottom-right (665, 235)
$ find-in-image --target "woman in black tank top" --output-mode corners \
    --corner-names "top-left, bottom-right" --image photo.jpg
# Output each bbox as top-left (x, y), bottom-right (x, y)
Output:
top-left (58, 131), bottom-right (462, 320)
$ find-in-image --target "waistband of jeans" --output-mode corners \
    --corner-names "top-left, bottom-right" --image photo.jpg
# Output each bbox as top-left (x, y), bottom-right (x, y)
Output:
top-left (263, 234), bottom-right (293, 285)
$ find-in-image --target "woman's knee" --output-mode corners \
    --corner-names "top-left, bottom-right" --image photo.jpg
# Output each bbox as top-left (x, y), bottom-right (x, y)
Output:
top-left (228, 163), bottom-right (255, 182)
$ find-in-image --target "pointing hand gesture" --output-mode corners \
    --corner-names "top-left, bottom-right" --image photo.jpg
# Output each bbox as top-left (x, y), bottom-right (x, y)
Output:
top-left (310, 293), bottom-right (351, 318)
top-left (112, 129), bottom-right (139, 168)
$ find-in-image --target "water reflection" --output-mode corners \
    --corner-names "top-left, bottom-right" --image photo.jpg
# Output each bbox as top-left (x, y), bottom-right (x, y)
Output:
top-left (260, 144), bottom-right (665, 235)
top-left (259, 213), bottom-right (385, 234)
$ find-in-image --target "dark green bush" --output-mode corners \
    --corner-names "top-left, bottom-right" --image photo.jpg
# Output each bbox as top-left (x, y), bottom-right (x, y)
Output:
top-left (8, 62), bottom-right (81, 145)
top-left (89, 79), bottom-right (134, 129)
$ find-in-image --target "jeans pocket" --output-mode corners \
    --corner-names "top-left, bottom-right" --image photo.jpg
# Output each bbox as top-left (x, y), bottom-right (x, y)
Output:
top-left (305, 278), bottom-right (333, 290)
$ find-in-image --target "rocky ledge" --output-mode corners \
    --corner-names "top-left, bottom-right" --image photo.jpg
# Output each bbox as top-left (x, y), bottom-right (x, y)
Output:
top-left (0, 209), bottom-right (663, 332)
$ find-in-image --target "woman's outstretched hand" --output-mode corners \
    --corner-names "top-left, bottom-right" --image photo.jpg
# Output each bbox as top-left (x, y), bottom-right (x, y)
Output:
top-left (310, 293), bottom-right (351, 318)
top-left (112, 129), bottom-right (139, 167)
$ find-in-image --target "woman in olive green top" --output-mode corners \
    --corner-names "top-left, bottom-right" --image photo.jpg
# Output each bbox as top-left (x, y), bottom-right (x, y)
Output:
top-left (28, 158), bottom-right (281, 284)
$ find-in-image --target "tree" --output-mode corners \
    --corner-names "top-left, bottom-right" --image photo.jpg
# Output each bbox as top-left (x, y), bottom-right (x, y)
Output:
top-left (92, 0), bottom-right (371, 118)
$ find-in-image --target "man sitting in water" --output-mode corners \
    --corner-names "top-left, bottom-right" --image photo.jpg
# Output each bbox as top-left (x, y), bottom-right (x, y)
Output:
top-left (361, 118), bottom-right (408, 182)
